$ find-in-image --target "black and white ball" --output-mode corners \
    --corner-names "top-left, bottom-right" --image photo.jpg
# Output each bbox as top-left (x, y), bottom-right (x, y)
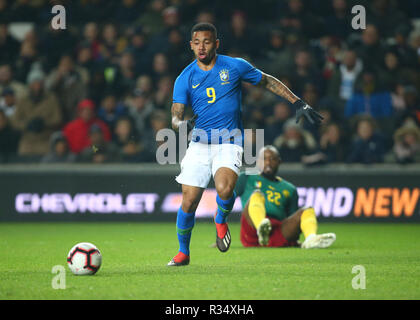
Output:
top-left (67, 242), bottom-right (102, 275)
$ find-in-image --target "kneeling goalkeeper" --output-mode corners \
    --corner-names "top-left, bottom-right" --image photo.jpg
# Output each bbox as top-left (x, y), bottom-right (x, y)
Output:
top-left (236, 145), bottom-right (336, 249)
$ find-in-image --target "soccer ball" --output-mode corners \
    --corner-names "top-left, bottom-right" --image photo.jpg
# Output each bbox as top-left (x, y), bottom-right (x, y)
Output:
top-left (67, 242), bottom-right (102, 275)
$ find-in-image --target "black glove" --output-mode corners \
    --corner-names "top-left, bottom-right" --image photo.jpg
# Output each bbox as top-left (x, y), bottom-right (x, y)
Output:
top-left (186, 114), bottom-right (197, 132)
top-left (26, 117), bottom-right (45, 133)
top-left (294, 99), bottom-right (324, 125)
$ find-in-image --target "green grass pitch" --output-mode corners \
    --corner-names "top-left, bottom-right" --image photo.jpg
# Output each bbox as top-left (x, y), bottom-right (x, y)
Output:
top-left (1, 222), bottom-right (419, 300)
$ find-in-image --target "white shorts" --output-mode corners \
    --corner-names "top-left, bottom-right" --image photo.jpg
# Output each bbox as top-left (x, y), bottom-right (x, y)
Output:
top-left (175, 141), bottom-right (243, 188)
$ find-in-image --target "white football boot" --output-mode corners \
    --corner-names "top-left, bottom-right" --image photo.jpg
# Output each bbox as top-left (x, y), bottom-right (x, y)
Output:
top-left (257, 218), bottom-right (272, 246)
top-left (301, 233), bottom-right (336, 249)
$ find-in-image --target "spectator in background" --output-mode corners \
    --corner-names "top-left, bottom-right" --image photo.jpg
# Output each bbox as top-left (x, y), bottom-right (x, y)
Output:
top-left (119, 135), bottom-right (145, 162)
top-left (0, 64), bottom-right (27, 100)
top-left (0, 109), bottom-right (20, 163)
top-left (368, 0), bottom-right (408, 39)
top-left (143, 5), bottom-right (183, 60)
top-left (114, 0), bottom-right (142, 26)
top-left (14, 33), bottom-right (41, 84)
top-left (390, 25), bottom-right (418, 69)
top-left (260, 29), bottom-right (294, 77)
top-left (278, 0), bottom-right (324, 39)
top-left (195, 10), bottom-right (216, 25)
top-left (154, 75), bottom-right (173, 111)
top-left (327, 49), bottom-right (363, 106)
top-left (223, 11), bottom-right (257, 57)
top-left (162, 6), bottom-right (181, 30)
top-left (287, 49), bottom-right (322, 97)
top-left (87, 65), bottom-right (108, 106)
top-left (135, 74), bottom-right (154, 97)
top-left (324, 0), bottom-right (352, 40)
top-left (113, 116), bottom-right (138, 148)
top-left (45, 55), bottom-right (89, 122)
top-left (97, 94), bottom-right (128, 133)
top-left (378, 50), bottom-right (415, 93)
top-left (393, 120), bottom-right (420, 163)
top-left (396, 86), bottom-right (420, 127)
top-left (150, 52), bottom-right (170, 83)
top-left (345, 68), bottom-right (393, 118)
top-left (99, 23), bottom-right (127, 64)
top-left (76, 41), bottom-right (98, 77)
top-left (319, 36), bottom-right (343, 81)
top-left (127, 88), bottom-right (155, 134)
top-left (39, 24), bottom-right (77, 71)
top-left (273, 119), bottom-right (317, 162)
top-left (165, 28), bottom-right (191, 75)
top-left (141, 109), bottom-right (169, 162)
top-left (10, 68), bottom-right (62, 157)
top-left (355, 24), bottom-right (386, 70)
top-left (63, 99), bottom-right (111, 154)
top-left (136, 0), bottom-right (166, 36)
top-left (243, 86), bottom-right (277, 128)
top-left (75, 0), bottom-right (113, 23)
top-left (0, 0), bottom-right (10, 22)
top-left (78, 124), bottom-right (120, 163)
top-left (347, 116), bottom-right (385, 164)
top-left (41, 131), bottom-right (76, 163)
top-left (107, 50), bottom-right (137, 97)
top-left (80, 22), bottom-right (101, 61)
top-left (112, 116), bottom-right (147, 162)
top-left (0, 23), bottom-right (20, 65)
top-left (264, 102), bottom-right (292, 145)
top-left (9, 0), bottom-right (39, 22)
top-left (127, 27), bottom-right (151, 75)
top-left (302, 122), bottom-right (347, 165)
top-left (0, 87), bottom-right (16, 118)
top-left (318, 122), bottom-right (347, 162)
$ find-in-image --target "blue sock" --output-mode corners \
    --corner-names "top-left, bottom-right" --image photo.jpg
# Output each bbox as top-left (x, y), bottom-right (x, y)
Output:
top-left (215, 191), bottom-right (236, 224)
top-left (176, 207), bottom-right (195, 256)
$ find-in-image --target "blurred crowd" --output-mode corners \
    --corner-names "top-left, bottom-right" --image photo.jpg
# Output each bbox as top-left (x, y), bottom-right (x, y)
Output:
top-left (0, 0), bottom-right (420, 165)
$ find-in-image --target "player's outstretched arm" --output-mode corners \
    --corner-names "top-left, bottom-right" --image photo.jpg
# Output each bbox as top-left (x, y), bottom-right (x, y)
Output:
top-left (258, 72), bottom-right (324, 125)
top-left (259, 72), bottom-right (299, 104)
top-left (171, 103), bottom-right (197, 132)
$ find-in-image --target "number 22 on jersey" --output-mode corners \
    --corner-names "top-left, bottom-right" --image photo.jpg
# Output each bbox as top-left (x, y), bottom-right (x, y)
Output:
top-left (206, 87), bottom-right (216, 103)
top-left (266, 190), bottom-right (281, 206)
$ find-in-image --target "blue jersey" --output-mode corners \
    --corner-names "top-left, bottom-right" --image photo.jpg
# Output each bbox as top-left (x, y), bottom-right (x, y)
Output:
top-left (173, 54), bottom-right (262, 145)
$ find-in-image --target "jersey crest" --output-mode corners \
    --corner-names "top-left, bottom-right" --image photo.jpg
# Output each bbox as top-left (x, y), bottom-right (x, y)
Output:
top-left (219, 69), bottom-right (229, 83)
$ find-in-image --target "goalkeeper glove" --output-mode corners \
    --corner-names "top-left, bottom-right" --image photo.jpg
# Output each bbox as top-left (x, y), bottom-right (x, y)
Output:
top-left (294, 99), bottom-right (324, 125)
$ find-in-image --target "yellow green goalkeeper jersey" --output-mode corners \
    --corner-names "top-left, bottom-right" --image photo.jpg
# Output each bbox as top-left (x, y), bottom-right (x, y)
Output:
top-left (234, 172), bottom-right (299, 221)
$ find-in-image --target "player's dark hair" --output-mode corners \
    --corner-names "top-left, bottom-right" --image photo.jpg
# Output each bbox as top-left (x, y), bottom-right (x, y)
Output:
top-left (191, 22), bottom-right (217, 40)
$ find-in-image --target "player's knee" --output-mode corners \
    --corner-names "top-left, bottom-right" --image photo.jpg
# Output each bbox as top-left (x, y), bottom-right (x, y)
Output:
top-left (181, 197), bottom-right (200, 213)
top-left (215, 181), bottom-right (235, 200)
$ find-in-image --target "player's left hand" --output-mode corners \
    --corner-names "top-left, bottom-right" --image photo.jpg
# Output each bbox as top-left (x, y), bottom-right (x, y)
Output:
top-left (294, 99), bottom-right (324, 125)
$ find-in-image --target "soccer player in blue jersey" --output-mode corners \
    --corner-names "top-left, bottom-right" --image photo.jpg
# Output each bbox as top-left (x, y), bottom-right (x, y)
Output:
top-left (167, 23), bottom-right (323, 266)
